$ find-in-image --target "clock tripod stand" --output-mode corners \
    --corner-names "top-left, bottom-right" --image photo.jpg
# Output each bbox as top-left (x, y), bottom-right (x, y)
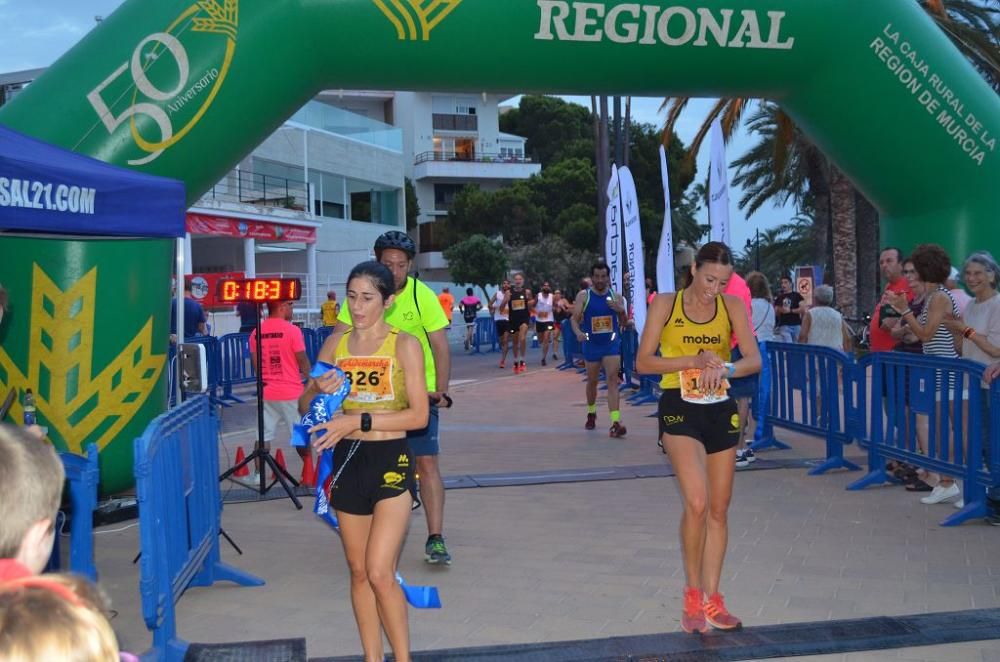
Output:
top-left (217, 282), bottom-right (305, 510)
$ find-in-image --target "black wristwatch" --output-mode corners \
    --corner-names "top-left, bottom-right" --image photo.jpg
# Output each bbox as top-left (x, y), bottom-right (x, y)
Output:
top-left (360, 412), bottom-right (372, 432)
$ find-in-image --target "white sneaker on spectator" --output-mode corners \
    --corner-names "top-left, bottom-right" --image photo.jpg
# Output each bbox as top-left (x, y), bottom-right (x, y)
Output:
top-left (744, 445), bottom-right (757, 463)
top-left (735, 450), bottom-right (750, 469)
top-left (953, 499), bottom-right (965, 509)
top-left (921, 483), bottom-right (960, 504)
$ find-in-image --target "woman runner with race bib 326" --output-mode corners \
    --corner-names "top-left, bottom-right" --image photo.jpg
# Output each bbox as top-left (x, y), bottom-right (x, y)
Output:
top-left (302, 261), bottom-right (428, 662)
top-left (636, 242), bottom-right (760, 634)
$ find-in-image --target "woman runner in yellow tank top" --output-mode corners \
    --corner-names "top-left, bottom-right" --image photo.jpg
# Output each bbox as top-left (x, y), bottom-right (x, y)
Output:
top-left (300, 261), bottom-right (428, 662)
top-left (636, 242), bottom-right (761, 635)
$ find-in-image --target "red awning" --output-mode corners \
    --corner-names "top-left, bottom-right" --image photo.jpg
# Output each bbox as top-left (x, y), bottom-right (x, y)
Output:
top-left (186, 212), bottom-right (317, 244)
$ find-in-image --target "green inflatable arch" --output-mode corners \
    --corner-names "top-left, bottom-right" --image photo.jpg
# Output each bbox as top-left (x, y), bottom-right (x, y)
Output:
top-left (1, 0), bottom-right (996, 492)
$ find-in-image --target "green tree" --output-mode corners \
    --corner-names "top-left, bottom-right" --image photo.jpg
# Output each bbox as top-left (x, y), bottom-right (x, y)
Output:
top-left (508, 236), bottom-right (598, 293)
top-left (404, 177), bottom-right (420, 231)
top-left (556, 203), bottom-right (598, 251)
top-left (443, 235), bottom-right (509, 300)
top-left (443, 181), bottom-right (549, 247)
top-left (499, 95), bottom-right (593, 166)
top-left (530, 157), bottom-right (595, 217)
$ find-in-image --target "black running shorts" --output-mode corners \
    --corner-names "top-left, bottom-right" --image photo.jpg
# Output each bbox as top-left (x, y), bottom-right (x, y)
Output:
top-left (509, 312), bottom-right (530, 331)
top-left (495, 319), bottom-right (510, 336)
top-left (535, 320), bottom-right (554, 336)
top-left (658, 389), bottom-right (740, 455)
top-left (329, 437), bottom-right (416, 515)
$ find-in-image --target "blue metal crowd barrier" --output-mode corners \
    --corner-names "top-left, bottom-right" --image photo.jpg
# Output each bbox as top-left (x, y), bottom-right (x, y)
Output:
top-left (135, 396), bottom-right (264, 660)
top-left (755, 341), bottom-right (861, 475)
top-left (620, 329), bottom-right (640, 390)
top-left (315, 324), bottom-right (335, 347)
top-left (182, 336), bottom-right (226, 407)
top-left (846, 352), bottom-right (998, 526)
top-left (218, 332), bottom-right (252, 403)
top-left (302, 327), bottom-right (320, 364)
top-left (472, 316), bottom-right (497, 353)
top-left (557, 320), bottom-right (587, 373)
top-left (46, 444), bottom-right (100, 581)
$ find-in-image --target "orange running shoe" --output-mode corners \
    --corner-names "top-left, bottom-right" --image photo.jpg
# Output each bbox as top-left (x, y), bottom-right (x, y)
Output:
top-left (704, 592), bottom-right (742, 631)
top-left (681, 587), bottom-right (707, 633)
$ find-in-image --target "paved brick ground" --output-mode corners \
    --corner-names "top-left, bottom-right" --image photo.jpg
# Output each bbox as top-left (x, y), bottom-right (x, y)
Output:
top-left (96, 338), bottom-right (1000, 660)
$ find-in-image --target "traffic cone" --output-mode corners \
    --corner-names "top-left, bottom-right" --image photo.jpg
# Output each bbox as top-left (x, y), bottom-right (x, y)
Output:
top-left (272, 448), bottom-right (287, 480)
top-left (233, 447), bottom-right (249, 477)
top-left (300, 453), bottom-right (316, 488)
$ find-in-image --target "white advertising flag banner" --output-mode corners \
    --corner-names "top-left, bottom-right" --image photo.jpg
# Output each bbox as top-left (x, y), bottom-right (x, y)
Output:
top-left (656, 144), bottom-right (675, 294)
top-left (618, 166), bottom-right (646, 336)
top-left (604, 164), bottom-right (623, 296)
top-left (708, 119), bottom-right (730, 247)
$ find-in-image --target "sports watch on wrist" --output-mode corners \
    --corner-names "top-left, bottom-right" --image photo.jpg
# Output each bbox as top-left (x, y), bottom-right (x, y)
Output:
top-left (360, 412), bottom-right (372, 432)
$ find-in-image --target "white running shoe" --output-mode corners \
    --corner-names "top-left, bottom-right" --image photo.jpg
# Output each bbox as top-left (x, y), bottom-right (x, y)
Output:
top-left (953, 499), bottom-right (965, 509)
top-left (744, 446), bottom-right (757, 463)
top-left (921, 483), bottom-right (960, 504)
top-left (735, 450), bottom-right (750, 469)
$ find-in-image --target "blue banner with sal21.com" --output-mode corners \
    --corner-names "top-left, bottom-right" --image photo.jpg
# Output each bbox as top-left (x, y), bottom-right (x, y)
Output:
top-left (0, 125), bottom-right (185, 238)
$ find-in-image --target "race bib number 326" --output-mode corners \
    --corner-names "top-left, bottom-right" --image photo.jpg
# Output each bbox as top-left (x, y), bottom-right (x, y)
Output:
top-left (337, 356), bottom-right (394, 403)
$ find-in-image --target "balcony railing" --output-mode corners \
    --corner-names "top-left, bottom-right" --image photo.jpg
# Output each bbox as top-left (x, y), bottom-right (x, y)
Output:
top-left (432, 113), bottom-right (478, 131)
top-left (291, 101), bottom-right (402, 152)
top-left (414, 151), bottom-right (534, 166)
top-left (198, 170), bottom-right (309, 211)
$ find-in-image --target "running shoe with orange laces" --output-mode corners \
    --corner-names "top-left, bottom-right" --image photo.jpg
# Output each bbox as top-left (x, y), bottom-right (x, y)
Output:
top-left (703, 592), bottom-right (742, 631)
top-left (681, 587), bottom-right (707, 633)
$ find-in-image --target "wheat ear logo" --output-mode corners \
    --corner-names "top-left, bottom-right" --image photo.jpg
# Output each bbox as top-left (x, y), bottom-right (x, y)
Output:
top-left (192, 0), bottom-right (238, 40)
top-left (372, 0), bottom-right (463, 41)
top-left (0, 265), bottom-right (165, 454)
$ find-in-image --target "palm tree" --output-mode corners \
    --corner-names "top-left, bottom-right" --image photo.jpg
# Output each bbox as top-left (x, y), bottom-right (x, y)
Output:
top-left (662, 0), bottom-right (999, 317)
top-left (921, 0), bottom-right (1000, 92)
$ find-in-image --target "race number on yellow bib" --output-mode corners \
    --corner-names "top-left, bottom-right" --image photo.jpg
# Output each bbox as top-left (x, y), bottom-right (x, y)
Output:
top-left (337, 356), bottom-right (394, 403)
top-left (511, 299), bottom-right (526, 311)
top-left (591, 315), bottom-right (613, 334)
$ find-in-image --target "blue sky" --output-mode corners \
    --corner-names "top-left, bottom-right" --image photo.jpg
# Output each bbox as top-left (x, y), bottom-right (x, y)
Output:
top-left (0, 0), bottom-right (794, 253)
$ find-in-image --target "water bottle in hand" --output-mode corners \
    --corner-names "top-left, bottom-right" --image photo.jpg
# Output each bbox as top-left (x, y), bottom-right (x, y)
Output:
top-left (22, 388), bottom-right (36, 426)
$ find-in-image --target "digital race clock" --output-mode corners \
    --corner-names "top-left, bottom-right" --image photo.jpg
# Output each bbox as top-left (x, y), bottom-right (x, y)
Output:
top-left (216, 278), bottom-right (303, 303)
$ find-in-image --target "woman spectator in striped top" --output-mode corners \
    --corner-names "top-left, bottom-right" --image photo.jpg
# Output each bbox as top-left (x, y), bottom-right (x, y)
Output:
top-left (887, 244), bottom-right (961, 506)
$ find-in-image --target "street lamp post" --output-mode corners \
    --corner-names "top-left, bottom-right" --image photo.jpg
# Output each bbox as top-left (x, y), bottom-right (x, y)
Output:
top-left (744, 228), bottom-right (761, 272)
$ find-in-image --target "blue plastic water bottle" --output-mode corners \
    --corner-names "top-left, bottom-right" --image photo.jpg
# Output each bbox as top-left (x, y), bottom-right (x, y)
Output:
top-left (22, 388), bottom-right (36, 426)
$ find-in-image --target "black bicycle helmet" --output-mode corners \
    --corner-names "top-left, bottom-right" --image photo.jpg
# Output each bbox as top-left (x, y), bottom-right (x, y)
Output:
top-left (374, 230), bottom-right (416, 258)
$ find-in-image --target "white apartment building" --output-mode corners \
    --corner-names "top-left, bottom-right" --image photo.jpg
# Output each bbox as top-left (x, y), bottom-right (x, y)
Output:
top-left (393, 92), bottom-right (540, 282)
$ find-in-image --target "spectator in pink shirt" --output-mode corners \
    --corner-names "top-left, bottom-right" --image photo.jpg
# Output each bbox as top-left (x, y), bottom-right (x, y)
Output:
top-left (249, 301), bottom-right (312, 471)
top-left (724, 271), bottom-right (757, 467)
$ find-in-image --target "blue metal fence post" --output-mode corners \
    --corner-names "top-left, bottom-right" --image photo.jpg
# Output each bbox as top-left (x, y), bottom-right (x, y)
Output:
top-left (807, 351), bottom-right (861, 475)
top-left (752, 341), bottom-right (792, 451)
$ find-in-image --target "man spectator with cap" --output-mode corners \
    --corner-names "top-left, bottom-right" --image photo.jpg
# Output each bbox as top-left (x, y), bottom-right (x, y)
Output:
top-left (320, 291), bottom-right (340, 328)
top-left (170, 281), bottom-right (207, 341)
top-left (869, 247), bottom-right (913, 353)
top-left (333, 231), bottom-right (454, 565)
